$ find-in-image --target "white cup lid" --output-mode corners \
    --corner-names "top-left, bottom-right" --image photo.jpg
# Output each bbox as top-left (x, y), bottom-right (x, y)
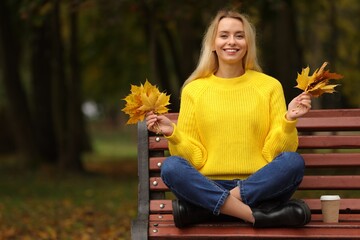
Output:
top-left (320, 195), bottom-right (340, 200)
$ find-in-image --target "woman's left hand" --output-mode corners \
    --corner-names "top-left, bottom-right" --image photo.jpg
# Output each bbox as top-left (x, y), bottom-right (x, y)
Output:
top-left (286, 92), bottom-right (312, 121)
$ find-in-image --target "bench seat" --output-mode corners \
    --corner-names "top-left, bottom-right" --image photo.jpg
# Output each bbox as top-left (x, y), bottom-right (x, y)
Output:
top-left (132, 109), bottom-right (360, 239)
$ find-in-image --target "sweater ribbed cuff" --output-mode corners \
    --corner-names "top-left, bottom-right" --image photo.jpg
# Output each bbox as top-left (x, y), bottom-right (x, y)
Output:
top-left (282, 115), bottom-right (298, 133)
top-left (165, 123), bottom-right (181, 144)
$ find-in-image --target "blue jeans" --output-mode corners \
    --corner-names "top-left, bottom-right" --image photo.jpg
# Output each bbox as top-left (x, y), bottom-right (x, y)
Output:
top-left (161, 152), bottom-right (305, 215)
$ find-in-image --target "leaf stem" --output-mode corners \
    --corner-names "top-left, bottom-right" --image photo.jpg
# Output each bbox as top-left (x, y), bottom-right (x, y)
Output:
top-left (154, 121), bottom-right (162, 135)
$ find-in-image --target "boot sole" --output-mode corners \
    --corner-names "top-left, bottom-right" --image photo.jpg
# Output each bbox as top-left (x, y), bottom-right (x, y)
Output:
top-left (172, 200), bottom-right (185, 228)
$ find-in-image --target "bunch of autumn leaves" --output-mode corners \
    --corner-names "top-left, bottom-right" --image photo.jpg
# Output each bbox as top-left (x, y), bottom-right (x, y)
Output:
top-left (122, 80), bottom-right (170, 124)
top-left (122, 62), bottom-right (343, 125)
top-left (295, 62), bottom-right (343, 97)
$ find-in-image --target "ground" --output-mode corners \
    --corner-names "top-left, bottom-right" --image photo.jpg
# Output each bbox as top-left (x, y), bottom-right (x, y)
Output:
top-left (0, 159), bottom-right (138, 240)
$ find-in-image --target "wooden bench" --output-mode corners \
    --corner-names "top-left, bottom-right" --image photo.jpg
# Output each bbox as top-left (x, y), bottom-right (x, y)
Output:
top-left (131, 109), bottom-right (360, 239)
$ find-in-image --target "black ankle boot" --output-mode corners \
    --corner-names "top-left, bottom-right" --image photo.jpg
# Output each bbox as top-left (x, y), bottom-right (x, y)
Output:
top-left (172, 199), bottom-right (215, 228)
top-left (252, 199), bottom-right (311, 228)
top-left (172, 199), bottom-right (240, 228)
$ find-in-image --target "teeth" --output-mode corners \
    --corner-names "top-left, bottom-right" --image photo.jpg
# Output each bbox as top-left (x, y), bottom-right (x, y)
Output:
top-left (225, 49), bottom-right (237, 52)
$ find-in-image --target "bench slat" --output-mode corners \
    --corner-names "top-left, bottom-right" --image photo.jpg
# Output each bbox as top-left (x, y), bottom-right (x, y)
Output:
top-left (149, 153), bottom-right (360, 171)
top-left (301, 109), bottom-right (360, 117)
top-left (297, 116), bottom-right (360, 131)
top-left (149, 135), bottom-right (360, 150)
top-left (301, 153), bottom-right (360, 167)
top-left (150, 176), bottom-right (360, 192)
top-left (300, 176), bottom-right (360, 190)
top-left (150, 177), bottom-right (167, 191)
top-left (149, 224), bottom-right (360, 239)
top-left (149, 157), bottom-right (165, 171)
top-left (149, 213), bottom-right (360, 222)
top-left (150, 199), bottom-right (360, 213)
top-left (298, 135), bottom-right (360, 149)
top-left (149, 136), bottom-right (168, 150)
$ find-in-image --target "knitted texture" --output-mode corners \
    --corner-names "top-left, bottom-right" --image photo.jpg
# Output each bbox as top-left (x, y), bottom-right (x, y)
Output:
top-left (167, 70), bottom-right (298, 180)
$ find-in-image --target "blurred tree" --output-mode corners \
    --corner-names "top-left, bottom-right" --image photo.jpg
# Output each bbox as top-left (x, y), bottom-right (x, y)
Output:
top-left (0, 0), bottom-right (39, 164)
top-left (79, 0), bottom-right (152, 120)
top-left (0, 109), bottom-right (16, 153)
top-left (61, 0), bottom-right (87, 170)
top-left (295, 0), bottom-right (360, 108)
top-left (337, 1), bottom-right (360, 107)
top-left (0, 0), bottom-right (88, 171)
top-left (258, 0), bottom-right (304, 104)
top-left (30, 0), bottom-right (58, 164)
top-left (320, 0), bottom-right (341, 108)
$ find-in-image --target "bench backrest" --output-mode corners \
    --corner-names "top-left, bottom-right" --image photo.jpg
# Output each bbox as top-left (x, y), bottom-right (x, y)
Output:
top-left (136, 109), bottom-right (360, 219)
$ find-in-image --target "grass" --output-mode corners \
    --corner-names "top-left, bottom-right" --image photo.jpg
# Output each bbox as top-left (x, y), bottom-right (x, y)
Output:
top-left (0, 169), bottom-right (137, 239)
top-left (88, 121), bottom-right (137, 159)
top-left (0, 121), bottom-right (139, 240)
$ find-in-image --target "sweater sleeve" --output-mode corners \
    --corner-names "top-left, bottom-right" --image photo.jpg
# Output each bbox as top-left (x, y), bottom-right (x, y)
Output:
top-left (165, 84), bottom-right (207, 169)
top-left (262, 82), bottom-right (299, 162)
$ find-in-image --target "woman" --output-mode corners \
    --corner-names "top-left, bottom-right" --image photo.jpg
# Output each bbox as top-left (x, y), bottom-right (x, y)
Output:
top-left (146, 10), bottom-right (312, 228)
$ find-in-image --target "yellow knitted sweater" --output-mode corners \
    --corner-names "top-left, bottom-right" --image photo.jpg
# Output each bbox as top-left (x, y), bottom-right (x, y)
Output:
top-left (166, 70), bottom-right (299, 180)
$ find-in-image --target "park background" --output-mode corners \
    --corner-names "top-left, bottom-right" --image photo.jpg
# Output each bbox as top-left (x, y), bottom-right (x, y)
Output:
top-left (0, 0), bottom-right (359, 239)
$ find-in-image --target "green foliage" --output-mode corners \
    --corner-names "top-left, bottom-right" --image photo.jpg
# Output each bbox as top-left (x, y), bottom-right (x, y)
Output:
top-left (295, 0), bottom-right (360, 107)
top-left (77, 0), bottom-right (360, 112)
top-left (78, 0), bottom-right (262, 110)
top-left (79, 0), bottom-right (151, 106)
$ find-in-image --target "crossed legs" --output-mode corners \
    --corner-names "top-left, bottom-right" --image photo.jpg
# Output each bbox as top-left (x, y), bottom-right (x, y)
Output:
top-left (161, 152), bottom-right (305, 224)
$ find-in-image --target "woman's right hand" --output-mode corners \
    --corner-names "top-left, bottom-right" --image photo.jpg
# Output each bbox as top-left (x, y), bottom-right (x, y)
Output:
top-left (145, 111), bottom-right (174, 136)
top-left (286, 92), bottom-right (312, 121)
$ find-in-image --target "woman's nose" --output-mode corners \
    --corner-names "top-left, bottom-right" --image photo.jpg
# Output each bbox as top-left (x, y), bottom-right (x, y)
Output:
top-left (228, 36), bottom-right (235, 45)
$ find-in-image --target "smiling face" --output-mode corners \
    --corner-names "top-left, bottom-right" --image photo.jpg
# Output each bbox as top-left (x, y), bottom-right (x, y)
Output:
top-left (214, 17), bottom-right (247, 67)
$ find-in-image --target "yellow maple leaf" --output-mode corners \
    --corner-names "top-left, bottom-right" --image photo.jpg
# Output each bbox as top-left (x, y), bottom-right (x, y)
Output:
top-left (295, 62), bottom-right (343, 97)
top-left (295, 66), bottom-right (311, 91)
top-left (122, 80), bottom-right (171, 124)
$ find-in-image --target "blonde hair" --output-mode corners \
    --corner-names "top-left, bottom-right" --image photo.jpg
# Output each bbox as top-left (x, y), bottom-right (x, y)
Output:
top-left (183, 10), bottom-right (262, 87)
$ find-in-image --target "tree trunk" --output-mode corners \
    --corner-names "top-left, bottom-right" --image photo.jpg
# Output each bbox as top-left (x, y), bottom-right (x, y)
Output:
top-left (30, 3), bottom-right (58, 163)
top-left (59, 0), bottom-right (84, 171)
top-left (321, 0), bottom-right (343, 108)
top-left (52, 0), bottom-right (69, 169)
top-left (260, 0), bottom-right (303, 104)
top-left (0, 0), bottom-right (39, 165)
top-left (0, 108), bottom-right (16, 153)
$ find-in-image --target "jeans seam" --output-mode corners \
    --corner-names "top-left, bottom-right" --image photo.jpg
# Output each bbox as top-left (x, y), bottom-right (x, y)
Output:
top-left (198, 175), bottom-right (230, 213)
top-left (213, 190), bottom-right (230, 215)
top-left (238, 180), bottom-right (249, 205)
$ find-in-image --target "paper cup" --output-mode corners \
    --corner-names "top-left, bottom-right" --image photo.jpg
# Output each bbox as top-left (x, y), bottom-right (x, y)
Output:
top-left (320, 195), bottom-right (340, 223)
